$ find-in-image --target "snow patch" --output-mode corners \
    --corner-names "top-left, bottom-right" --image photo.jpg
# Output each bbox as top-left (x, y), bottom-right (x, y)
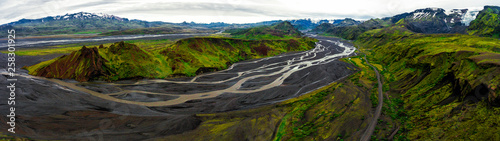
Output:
top-left (462, 10), bottom-right (480, 26)
top-left (412, 12), bottom-right (431, 19)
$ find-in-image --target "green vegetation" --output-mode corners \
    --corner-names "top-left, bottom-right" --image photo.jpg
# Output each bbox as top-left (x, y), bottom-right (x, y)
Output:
top-left (320, 18), bottom-right (393, 40)
top-left (154, 53), bottom-right (407, 140)
top-left (311, 18), bottom-right (361, 33)
top-left (22, 21), bottom-right (316, 81)
top-left (230, 21), bottom-right (302, 40)
top-left (156, 69), bottom-right (396, 140)
top-left (468, 6), bottom-right (500, 38)
top-left (4, 39), bottom-right (175, 56)
top-left (24, 37), bottom-right (316, 81)
top-left (355, 25), bottom-right (500, 140)
top-left (159, 37), bottom-right (316, 76)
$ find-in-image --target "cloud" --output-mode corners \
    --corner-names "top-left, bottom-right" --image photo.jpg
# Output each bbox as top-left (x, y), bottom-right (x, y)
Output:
top-left (1, 0), bottom-right (500, 24)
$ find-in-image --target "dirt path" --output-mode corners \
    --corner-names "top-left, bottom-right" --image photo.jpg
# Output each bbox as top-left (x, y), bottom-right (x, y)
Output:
top-left (360, 55), bottom-right (384, 141)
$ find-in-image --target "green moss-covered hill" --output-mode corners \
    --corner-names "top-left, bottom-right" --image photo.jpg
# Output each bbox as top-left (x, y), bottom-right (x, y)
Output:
top-left (24, 37), bottom-right (316, 81)
top-left (311, 18), bottom-right (361, 33)
top-left (230, 21), bottom-right (303, 40)
top-left (25, 45), bottom-right (112, 81)
top-left (357, 25), bottom-right (500, 140)
top-left (468, 6), bottom-right (500, 38)
top-left (315, 18), bottom-right (393, 40)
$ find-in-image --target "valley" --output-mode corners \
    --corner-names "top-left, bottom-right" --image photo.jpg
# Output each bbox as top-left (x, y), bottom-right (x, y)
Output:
top-left (0, 34), bottom-right (361, 140)
top-left (1, 4), bottom-right (500, 141)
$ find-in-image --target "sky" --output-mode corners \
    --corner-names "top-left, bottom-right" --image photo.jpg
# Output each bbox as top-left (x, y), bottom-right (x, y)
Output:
top-left (1, 0), bottom-right (500, 24)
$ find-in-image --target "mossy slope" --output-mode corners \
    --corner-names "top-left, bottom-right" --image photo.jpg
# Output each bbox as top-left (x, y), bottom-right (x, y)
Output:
top-left (160, 37), bottom-right (316, 76)
top-left (231, 21), bottom-right (303, 40)
top-left (25, 37), bottom-right (316, 81)
top-left (320, 18), bottom-right (393, 40)
top-left (24, 45), bottom-right (111, 81)
top-left (468, 6), bottom-right (500, 38)
top-left (156, 75), bottom-right (389, 141)
top-left (357, 26), bottom-right (500, 140)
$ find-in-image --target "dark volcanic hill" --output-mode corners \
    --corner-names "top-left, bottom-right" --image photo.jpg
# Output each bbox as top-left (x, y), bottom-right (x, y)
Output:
top-left (24, 42), bottom-right (155, 81)
top-left (25, 45), bottom-right (111, 81)
top-left (395, 8), bottom-right (470, 33)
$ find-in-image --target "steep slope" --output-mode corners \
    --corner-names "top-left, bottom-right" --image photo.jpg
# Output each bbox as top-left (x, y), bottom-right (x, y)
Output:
top-left (395, 8), bottom-right (454, 33)
top-left (101, 42), bottom-right (159, 80)
top-left (357, 26), bottom-right (500, 140)
top-left (159, 37), bottom-right (316, 76)
top-left (231, 21), bottom-right (303, 39)
top-left (24, 41), bottom-right (157, 81)
top-left (311, 23), bottom-right (334, 32)
top-left (468, 6), bottom-right (500, 38)
top-left (316, 7), bottom-right (478, 39)
top-left (25, 37), bottom-right (316, 81)
top-left (24, 45), bottom-right (111, 81)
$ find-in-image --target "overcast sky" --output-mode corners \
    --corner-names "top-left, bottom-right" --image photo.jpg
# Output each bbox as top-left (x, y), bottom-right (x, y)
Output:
top-left (1, 0), bottom-right (499, 24)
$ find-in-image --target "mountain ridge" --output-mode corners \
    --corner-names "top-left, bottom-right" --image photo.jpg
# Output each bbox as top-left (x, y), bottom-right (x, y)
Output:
top-left (5, 12), bottom-right (130, 26)
top-left (468, 5), bottom-right (500, 38)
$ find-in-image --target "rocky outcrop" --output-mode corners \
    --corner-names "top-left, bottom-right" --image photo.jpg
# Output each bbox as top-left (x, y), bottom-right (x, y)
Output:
top-left (468, 6), bottom-right (500, 37)
top-left (397, 8), bottom-right (452, 33)
top-left (28, 46), bottom-right (110, 81)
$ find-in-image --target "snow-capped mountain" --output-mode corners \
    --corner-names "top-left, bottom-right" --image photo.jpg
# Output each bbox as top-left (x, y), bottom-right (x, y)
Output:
top-left (444, 8), bottom-right (480, 26)
top-left (391, 8), bottom-right (480, 33)
top-left (408, 8), bottom-right (446, 20)
top-left (393, 8), bottom-right (478, 26)
top-left (0, 12), bottom-right (165, 36)
top-left (6, 12), bottom-right (129, 25)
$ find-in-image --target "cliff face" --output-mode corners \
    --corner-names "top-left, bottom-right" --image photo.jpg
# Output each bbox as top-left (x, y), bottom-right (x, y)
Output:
top-left (468, 6), bottom-right (500, 38)
top-left (26, 46), bottom-right (110, 81)
top-left (399, 8), bottom-right (453, 33)
top-left (357, 26), bottom-right (500, 140)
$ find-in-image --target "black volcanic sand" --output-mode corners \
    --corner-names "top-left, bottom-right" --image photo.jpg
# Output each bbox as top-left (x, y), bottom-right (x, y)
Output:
top-left (0, 36), bottom-right (357, 140)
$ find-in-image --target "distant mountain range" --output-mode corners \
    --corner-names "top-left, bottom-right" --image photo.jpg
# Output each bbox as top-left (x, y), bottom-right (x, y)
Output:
top-left (0, 12), bottom-right (167, 36)
top-left (0, 12), bottom-right (353, 37)
top-left (390, 7), bottom-right (474, 33)
top-left (313, 7), bottom-right (482, 35)
top-left (2, 6), bottom-right (498, 37)
top-left (6, 12), bottom-right (130, 25)
top-left (311, 6), bottom-right (500, 40)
